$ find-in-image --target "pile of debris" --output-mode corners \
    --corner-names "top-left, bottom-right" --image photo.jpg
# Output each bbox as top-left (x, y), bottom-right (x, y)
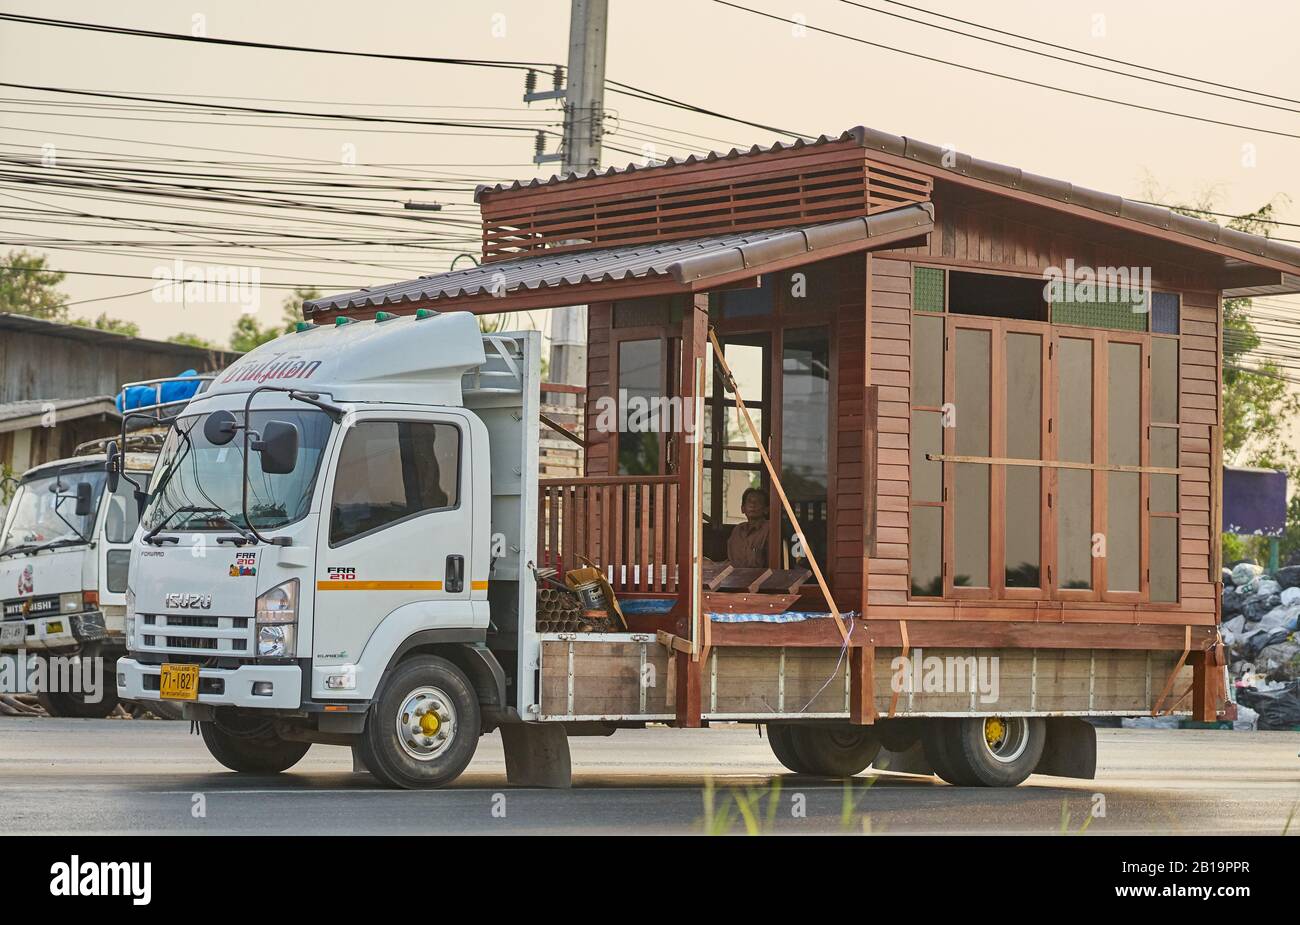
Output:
top-left (1220, 562), bottom-right (1300, 730)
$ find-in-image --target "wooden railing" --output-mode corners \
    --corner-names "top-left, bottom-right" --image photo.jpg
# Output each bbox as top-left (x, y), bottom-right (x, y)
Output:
top-left (538, 475), bottom-right (680, 594)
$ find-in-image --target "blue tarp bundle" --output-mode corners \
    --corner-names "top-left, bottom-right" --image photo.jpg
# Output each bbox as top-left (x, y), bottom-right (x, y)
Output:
top-left (115, 370), bottom-right (201, 412)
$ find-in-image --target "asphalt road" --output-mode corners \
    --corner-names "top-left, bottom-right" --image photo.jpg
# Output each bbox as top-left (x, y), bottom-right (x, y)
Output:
top-left (0, 719), bottom-right (1296, 834)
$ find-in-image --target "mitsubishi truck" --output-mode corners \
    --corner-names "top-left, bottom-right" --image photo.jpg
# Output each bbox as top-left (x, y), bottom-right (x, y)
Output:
top-left (0, 377), bottom-right (207, 718)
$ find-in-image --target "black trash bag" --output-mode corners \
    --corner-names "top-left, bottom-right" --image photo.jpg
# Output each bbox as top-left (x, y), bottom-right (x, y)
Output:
top-left (1222, 567), bottom-right (1235, 585)
top-left (1221, 587), bottom-right (1245, 619)
top-left (1238, 625), bottom-right (1291, 659)
top-left (1274, 565), bottom-right (1300, 590)
top-left (1243, 594), bottom-right (1281, 623)
top-left (1236, 681), bottom-right (1300, 730)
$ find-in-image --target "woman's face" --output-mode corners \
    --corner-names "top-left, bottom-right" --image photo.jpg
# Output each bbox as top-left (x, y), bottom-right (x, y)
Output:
top-left (741, 491), bottom-right (768, 521)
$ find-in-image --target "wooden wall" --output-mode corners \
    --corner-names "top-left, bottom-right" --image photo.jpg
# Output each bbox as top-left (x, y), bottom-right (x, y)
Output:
top-left (865, 196), bottom-right (1222, 625)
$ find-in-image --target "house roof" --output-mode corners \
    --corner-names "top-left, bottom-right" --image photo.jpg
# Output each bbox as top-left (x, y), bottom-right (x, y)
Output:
top-left (0, 396), bottom-right (118, 434)
top-left (475, 126), bottom-right (1300, 274)
top-left (0, 312), bottom-right (239, 362)
top-left (303, 203), bottom-right (934, 314)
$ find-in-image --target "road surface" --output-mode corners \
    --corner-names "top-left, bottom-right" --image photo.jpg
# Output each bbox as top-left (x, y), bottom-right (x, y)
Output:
top-left (1, 719), bottom-right (1296, 834)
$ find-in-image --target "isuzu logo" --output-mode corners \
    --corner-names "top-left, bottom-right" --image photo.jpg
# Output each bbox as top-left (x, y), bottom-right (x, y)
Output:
top-left (164, 593), bottom-right (213, 610)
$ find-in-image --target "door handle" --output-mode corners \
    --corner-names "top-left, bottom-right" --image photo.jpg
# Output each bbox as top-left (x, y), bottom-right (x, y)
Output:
top-left (445, 555), bottom-right (465, 594)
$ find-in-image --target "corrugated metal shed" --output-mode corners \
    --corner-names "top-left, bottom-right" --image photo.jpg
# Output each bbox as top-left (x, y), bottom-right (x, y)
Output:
top-left (304, 203), bottom-right (933, 314)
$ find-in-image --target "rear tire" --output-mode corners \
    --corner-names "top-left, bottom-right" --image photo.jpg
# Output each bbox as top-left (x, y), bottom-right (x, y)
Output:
top-left (355, 655), bottom-right (480, 790)
top-left (947, 717), bottom-right (1045, 787)
top-left (921, 719), bottom-right (977, 786)
top-left (200, 715), bottom-right (310, 774)
top-left (786, 724), bottom-right (881, 777)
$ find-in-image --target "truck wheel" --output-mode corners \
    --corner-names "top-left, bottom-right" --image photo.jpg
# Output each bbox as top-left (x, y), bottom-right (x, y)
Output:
top-left (927, 717), bottom-right (1046, 787)
top-left (356, 655), bottom-right (480, 790)
top-left (766, 723), bottom-right (815, 774)
top-left (200, 717), bottom-right (311, 774)
top-left (786, 724), bottom-right (881, 777)
top-left (921, 719), bottom-right (978, 786)
top-left (36, 687), bottom-right (121, 719)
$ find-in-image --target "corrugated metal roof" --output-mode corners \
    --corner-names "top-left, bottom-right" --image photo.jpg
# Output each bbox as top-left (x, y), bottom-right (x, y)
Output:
top-left (474, 125), bottom-right (1300, 270)
top-left (0, 396), bottom-right (117, 433)
top-left (304, 203), bottom-right (933, 314)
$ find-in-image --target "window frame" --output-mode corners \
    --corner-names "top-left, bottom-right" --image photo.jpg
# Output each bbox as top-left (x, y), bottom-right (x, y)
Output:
top-left (327, 416), bottom-right (465, 548)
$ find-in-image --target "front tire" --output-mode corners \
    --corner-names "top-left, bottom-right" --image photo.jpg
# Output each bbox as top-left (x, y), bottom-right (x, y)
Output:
top-left (36, 687), bottom-right (121, 718)
top-left (355, 655), bottom-right (481, 790)
top-left (200, 715), bottom-right (311, 774)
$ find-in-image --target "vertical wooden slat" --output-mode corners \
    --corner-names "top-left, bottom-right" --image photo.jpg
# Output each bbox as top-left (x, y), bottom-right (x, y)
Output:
top-left (640, 482), bottom-right (651, 592)
top-left (653, 481), bottom-right (666, 591)
top-left (613, 484), bottom-right (625, 591)
top-left (666, 482), bottom-right (678, 592)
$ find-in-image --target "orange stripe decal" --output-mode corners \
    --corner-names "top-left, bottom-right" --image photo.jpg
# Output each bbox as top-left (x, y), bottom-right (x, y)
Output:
top-left (471, 580), bottom-right (489, 590)
top-left (316, 580), bottom-right (444, 592)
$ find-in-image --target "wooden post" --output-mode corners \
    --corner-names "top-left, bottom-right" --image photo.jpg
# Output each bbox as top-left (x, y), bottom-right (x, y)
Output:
top-left (673, 294), bottom-right (708, 727)
top-left (849, 645), bottom-right (875, 725)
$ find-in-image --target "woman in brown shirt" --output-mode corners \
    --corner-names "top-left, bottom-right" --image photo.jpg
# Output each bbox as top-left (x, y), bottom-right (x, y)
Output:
top-left (727, 487), bottom-right (770, 568)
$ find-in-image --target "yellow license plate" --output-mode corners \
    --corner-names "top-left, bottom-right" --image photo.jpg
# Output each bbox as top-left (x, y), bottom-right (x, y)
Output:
top-left (46, 621), bottom-right (63, 634)
top-left (160, 663), bottom-right (200, 701)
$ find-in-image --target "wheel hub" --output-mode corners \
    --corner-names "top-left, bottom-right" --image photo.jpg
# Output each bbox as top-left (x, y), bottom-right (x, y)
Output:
top-left (980, 717), bottom-right (1029, 764)
top-left (397, 686), bottom-right (457, 761)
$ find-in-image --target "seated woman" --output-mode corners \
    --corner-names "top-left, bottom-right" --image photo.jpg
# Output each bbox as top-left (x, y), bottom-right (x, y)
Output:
top-left (726, 487), bottom-right (770, 568)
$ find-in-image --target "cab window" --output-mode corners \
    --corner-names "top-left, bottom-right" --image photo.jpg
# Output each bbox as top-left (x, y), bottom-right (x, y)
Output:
top-left (329, 421), bottom-right (461, 545)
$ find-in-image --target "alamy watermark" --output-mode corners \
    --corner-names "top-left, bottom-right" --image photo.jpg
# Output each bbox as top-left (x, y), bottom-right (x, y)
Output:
top-left (151, 260), bottom-right (261, 314)
top-left (1043, 259), bottom-right (1152, 313)
top-left (0, 649), bottom-right (104, 703)
top-left (890, 648), bottom-right (1000, 704)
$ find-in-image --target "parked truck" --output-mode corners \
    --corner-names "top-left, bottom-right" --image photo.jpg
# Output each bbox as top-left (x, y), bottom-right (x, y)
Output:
top-left (0, 377), bottom-right (206, 717)
top-left (111, 311), bottom-right (1171, 790)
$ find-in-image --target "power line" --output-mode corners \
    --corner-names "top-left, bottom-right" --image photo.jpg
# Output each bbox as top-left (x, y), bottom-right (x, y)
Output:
top-left (837, 0), bottom-right (1300, 115)
top-left (871, 0), bottom-right (1300, 106)
top-left (711, 0), bottom-right (1300, 141)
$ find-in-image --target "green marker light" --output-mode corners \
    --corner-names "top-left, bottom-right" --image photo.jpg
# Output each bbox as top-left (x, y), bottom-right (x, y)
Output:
top-left (375, 311), bottom-right (397, 322)
top-left (415, 309), bottom-right (437, 320)
top-left (295, 322), bottom-right (312, 333)
top-left (335, 316), bottom-right (354, 326)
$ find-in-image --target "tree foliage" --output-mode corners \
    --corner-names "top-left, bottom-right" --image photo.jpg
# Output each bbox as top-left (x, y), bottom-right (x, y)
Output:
top-left (229, 286), bottom-right (320, 352)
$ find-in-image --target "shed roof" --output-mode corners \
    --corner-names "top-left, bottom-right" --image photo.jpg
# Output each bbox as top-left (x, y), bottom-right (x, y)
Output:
top-left (476, 126), bottom-right (1300, 274)
top-left (304, 203), bottom-right (933, 315)
top-left (0, 396), bottom-right (118, 434)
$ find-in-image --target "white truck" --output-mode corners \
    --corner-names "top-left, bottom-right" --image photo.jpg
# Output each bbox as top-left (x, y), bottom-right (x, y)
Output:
top-left (1, 377), bottom-right (209, 718)
top-left (116, 313), bottom-right (542, 786)
top-left (0, 446), bottom-right (155, 716)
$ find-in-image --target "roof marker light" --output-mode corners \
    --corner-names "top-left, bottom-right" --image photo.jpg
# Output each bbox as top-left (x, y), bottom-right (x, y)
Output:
top-left (335, 316), bottom-right (355, 327)
top-left (415, 309), bottom-right (438, 320)
top-left (295, 322), bottom-right (313, 333)
top-left (375, 311), bottom-right (397, 322)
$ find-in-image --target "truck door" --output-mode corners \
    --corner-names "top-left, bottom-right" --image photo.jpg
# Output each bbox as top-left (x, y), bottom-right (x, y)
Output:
top-left (99, 471), bottom-right (146, 609)
top-left (313, 412), bottom-right (473, 685)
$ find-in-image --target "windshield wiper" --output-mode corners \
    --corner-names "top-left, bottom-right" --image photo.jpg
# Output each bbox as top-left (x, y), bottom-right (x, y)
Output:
top-left (143, 505), bottom-right (224, 545)
top-left (30, 538), bottom-right (88, 553)
top-left (0, 542), bottom-right (42, 557)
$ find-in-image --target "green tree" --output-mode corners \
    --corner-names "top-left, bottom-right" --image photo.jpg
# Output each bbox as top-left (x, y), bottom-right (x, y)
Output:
top-left (168, 332), bottom-right (220, 349)
top-left (229, 286), bottom-right (320, 352)
top-left (72, 312), bottom-right (141, 337)
top-left (0, 250), bottom-right (68, 320)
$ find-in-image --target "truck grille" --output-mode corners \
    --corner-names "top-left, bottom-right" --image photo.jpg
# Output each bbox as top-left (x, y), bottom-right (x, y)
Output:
top-left (2, 594), bottom-right (60, 620)
top-left (135, 613), bottom-right (253, 657)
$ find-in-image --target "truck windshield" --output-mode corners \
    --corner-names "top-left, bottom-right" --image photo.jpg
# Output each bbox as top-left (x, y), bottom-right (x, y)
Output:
top-left (142, 409), bottom-right (331, 534)
top-left (0, 468), bottom-right (105, 556)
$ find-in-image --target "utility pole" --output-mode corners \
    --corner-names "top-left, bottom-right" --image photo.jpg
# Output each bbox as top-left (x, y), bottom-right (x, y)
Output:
top-left (544, 0), bottom-right (608, 389)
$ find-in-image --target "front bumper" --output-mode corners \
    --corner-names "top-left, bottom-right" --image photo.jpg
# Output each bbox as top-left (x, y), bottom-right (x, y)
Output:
top-left (117, 657), bottom-right (302, 709)
top-left (0, 610), bottom-right (116, 652)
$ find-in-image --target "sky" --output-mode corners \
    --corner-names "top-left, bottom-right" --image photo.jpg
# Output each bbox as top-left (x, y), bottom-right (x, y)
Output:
top-left (1, 0), bottom-right (1298, 348)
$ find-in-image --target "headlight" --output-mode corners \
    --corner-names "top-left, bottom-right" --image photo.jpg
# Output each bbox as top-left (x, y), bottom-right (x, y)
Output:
top-left (257, 624), bottom-right (296, 658)
top-left (124, 589), bottom-right (136, 649)
top-left (256, 579), bottom-right (298, 625)
top-left (59, 592), bottom-right (84, 614)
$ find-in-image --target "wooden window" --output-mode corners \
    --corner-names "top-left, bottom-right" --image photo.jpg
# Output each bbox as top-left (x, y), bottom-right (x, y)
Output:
top-left (907, 265), bottom-right (1180, 604)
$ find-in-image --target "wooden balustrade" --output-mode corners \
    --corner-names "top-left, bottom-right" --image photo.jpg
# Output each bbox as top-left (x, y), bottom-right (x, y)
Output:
top-left (538, 475), bottom-right (680, 594)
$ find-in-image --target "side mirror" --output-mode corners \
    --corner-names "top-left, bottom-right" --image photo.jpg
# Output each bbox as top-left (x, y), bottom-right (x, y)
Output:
top-left (254, 420), bottom-right (300, 475)
top-left (74, 482), bottom-right (95, 517)
top-left (104, 440), bottom-right (120, 494)
top-left (204, 409), bottom-right (239, 446)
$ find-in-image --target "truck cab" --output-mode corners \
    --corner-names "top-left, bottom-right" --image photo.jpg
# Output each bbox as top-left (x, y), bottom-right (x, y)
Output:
top-left (116, 312), bottom-right (530, 786)
top-left (0, 452), bottom-right (153, 716)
